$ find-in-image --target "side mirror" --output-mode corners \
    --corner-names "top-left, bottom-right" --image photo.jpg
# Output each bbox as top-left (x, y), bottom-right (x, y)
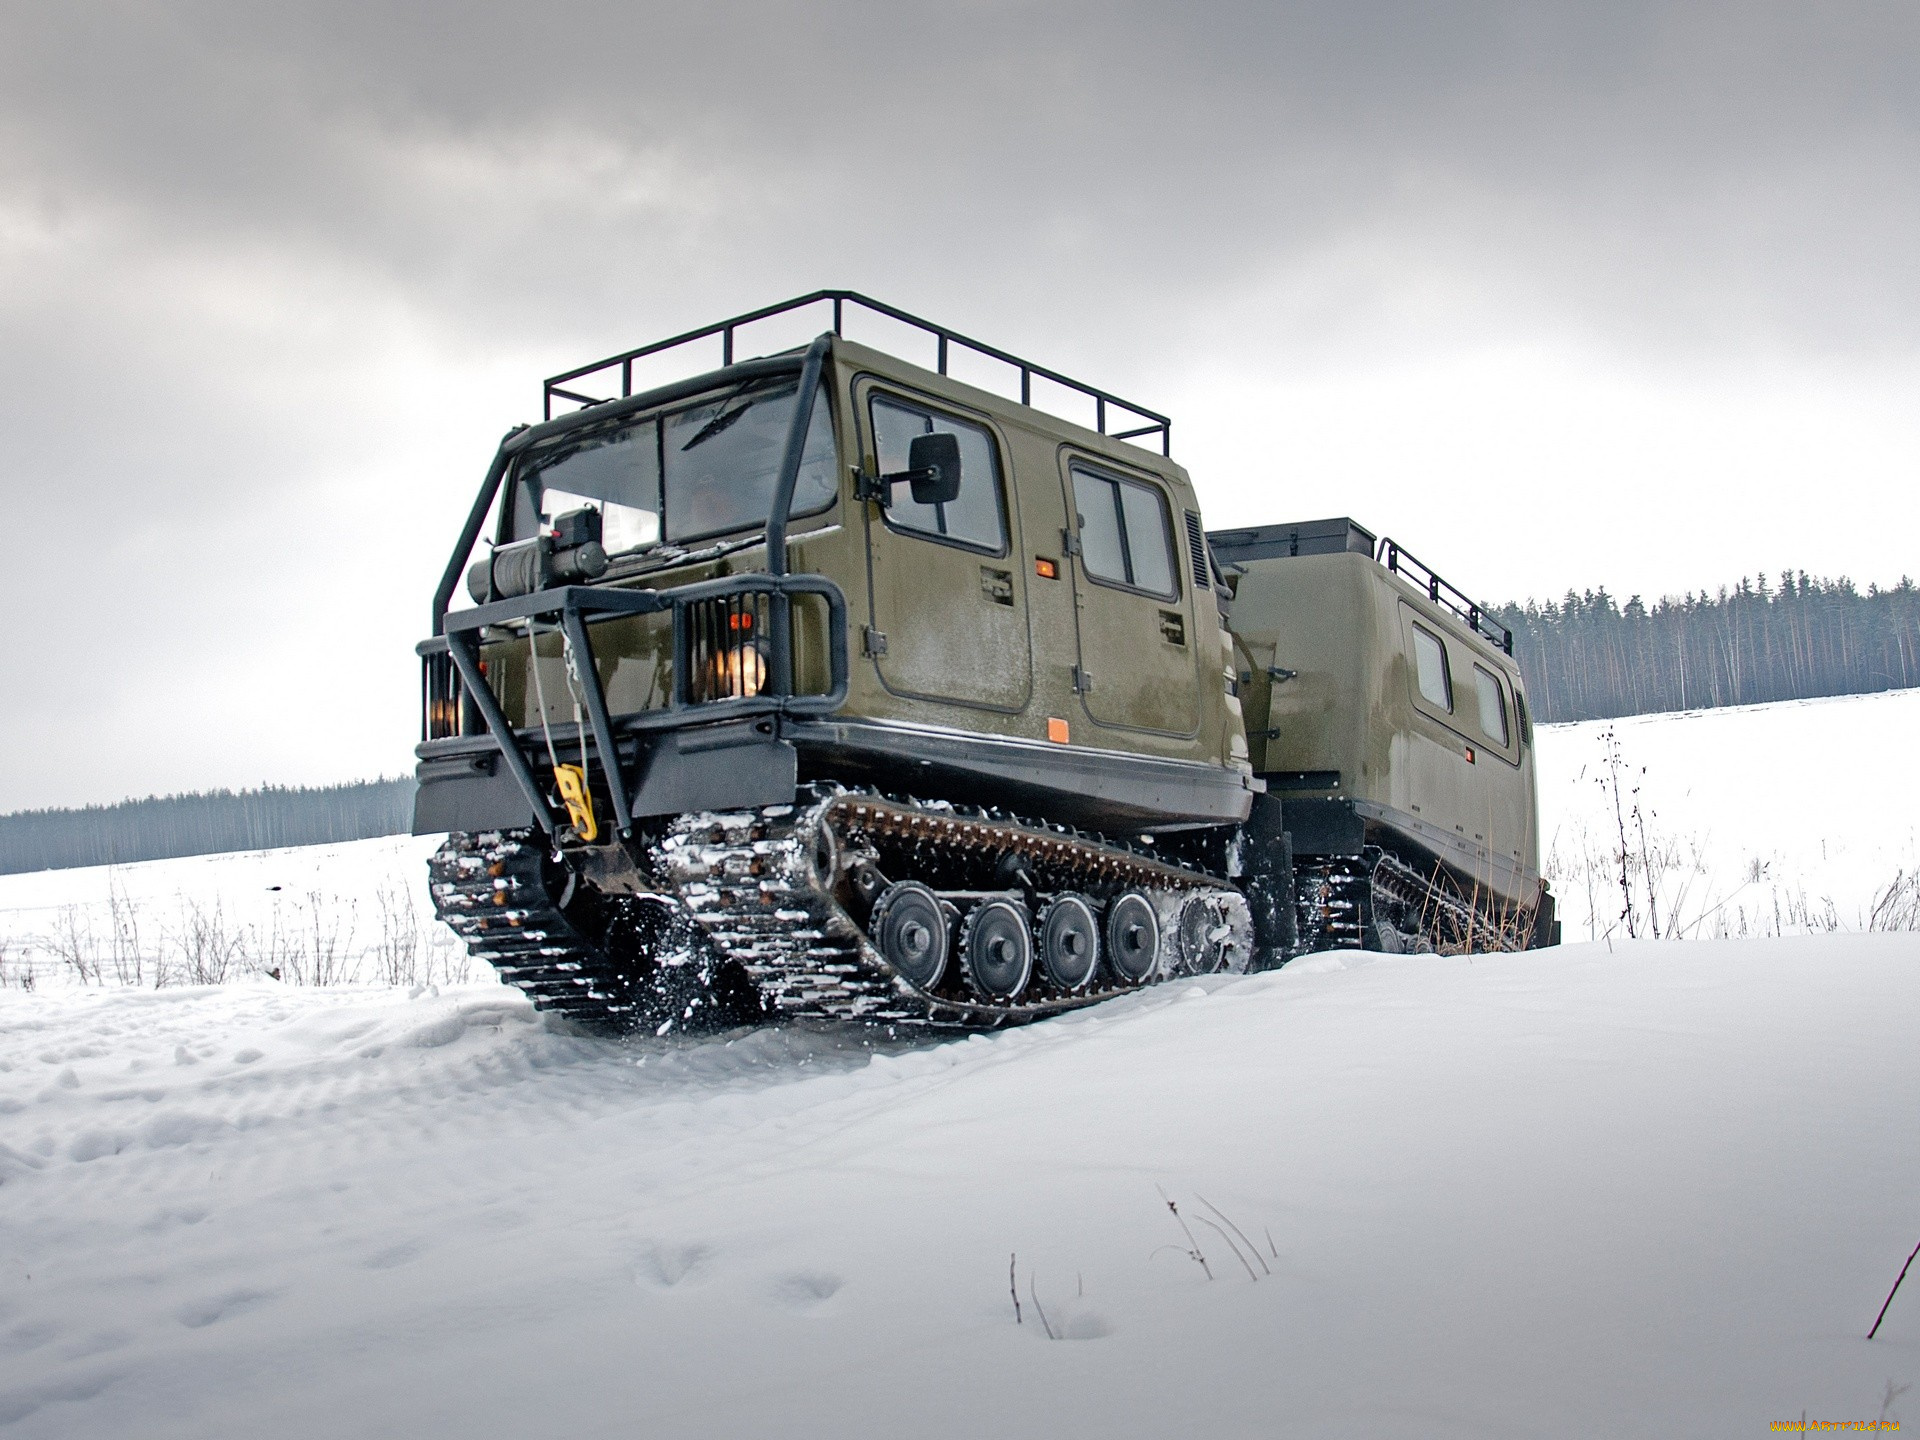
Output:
top-left (906, 432), bottom-right (962, 507)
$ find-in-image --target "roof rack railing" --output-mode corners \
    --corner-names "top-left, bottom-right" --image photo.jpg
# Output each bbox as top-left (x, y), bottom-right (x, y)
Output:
top-left (1375, 536), bottom-right (1514, 655)
top-left (541, 289), bottom-right (1173, 456)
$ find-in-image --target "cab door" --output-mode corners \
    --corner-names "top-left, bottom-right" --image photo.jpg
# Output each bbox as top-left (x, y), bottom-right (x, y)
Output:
top-left (1063, 455), bottom-right (1201, 737)
top-left (858, 381), bottom-right (1032, 712)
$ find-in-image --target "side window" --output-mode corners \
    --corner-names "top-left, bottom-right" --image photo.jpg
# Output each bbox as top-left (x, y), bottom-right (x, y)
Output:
top-left (1070, 463), bottom-right (1177, 598)
top-left (1411, 625), bottom-right (1452, 711)
top-left (1473, 665), bottom-right (1509, 745)
top-left (870, 394), bottom-right (1006, 552)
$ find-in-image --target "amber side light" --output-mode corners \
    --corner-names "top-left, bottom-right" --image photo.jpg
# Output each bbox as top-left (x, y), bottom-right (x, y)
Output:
top-left (1047, 717), bottom-right (1070, 744)
top-left (1034, 557), bottom-right (1059, 579)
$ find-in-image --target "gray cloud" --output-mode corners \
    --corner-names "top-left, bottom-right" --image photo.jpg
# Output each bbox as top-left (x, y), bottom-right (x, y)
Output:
top-left (11, 2), bottom-right (1916, 349)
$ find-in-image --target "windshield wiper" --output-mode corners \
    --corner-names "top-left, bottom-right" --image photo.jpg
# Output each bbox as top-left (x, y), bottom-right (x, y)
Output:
top-left (678, 377), bottom-right (801, 452)
top-left (679, 400), bottom-right (754, 451)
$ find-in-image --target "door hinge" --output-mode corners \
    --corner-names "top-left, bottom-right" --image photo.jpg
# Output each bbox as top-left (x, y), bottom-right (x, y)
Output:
top-left (862, 626), bottom-right (889, 657)
top-left (1061, 529), bottom-right (1082, 557)
top-left (1072, 665), bottom-right (1094, 693)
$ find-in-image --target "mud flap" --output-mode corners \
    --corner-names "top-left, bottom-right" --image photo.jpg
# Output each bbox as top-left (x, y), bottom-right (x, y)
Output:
top-left (629, 724), bottom-right (798, 818)
top-left (1240, 792), bottom-right (1298, 969)
top-left (413, 756), bottom-right (534, 834)
top-left (1529, 885), bottom-right (1560, 949)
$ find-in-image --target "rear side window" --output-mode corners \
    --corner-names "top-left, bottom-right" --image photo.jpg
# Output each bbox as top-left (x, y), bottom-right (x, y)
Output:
top-left (1411, 625), bottom-right (1452, 710)
top-left (1473, 665), bottom-right (1509, 745)
top-left (870, 394), bottom-right (1007, 552)
top-left (1071, 464), bottom-right (1176, 598)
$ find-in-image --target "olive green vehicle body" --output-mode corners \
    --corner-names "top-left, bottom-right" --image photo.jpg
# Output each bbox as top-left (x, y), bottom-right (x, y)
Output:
top-left (414, 296), bottom-right (1552, 1019)
top-left (417, 333), bottom-right (1257, 839)
top-left (1221, 536), bottom-right (1540, 909)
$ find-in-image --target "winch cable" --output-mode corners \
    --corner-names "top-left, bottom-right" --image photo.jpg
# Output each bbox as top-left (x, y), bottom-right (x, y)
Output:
top-left (525, 619), bottom-right (565, 780)
top-left (560, 622), bottom-right (598, 816)
top-left (527, 618), bottom-right (600, 841)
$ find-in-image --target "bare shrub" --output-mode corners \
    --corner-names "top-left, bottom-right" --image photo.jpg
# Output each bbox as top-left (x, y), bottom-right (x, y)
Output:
top-left (106, 874), bottom-right (147, 987)
top-left (172, 897), bottom-right (246, 986)
top-left (370, 877), bottom-right (421, 987)
top-left (47, 905), bottom-right (101, 985)
top-left (424, 924), bottom-right (474, 987)
top-left (0, 938), bottom-right (36, 991)
top-left (306, 890), bottom-right (358, 986)
top-left (270, 891), bottom-right (359, 987)
top-left (1551, 732), bottom-right (1743, 942)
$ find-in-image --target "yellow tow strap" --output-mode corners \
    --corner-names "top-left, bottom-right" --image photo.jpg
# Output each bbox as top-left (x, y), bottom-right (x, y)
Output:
top-left (553, 763), bottom-right (598, 842)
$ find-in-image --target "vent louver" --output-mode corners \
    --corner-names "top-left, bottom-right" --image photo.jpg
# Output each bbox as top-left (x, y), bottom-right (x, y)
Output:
top-left (1183, 510), bottom-right (1211, 590)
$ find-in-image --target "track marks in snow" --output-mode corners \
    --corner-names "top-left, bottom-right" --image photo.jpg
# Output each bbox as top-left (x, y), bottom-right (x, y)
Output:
top-left (174, 1287), bottom-right (280, 1330)
top-left (633, 1242), bottom-right (714, 1290)
top-left (138, 1205), bottom-right (208, 1233)
top-left (66, 1130), bottom-right (135, 1163)
top-left (769, 1270), bottom-right (843, 1314)
top-left (0, 1367), bottom-right (124, 1428)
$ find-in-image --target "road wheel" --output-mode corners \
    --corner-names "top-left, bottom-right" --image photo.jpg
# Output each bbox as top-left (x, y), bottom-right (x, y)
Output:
top-left (961, 898), bottom-right (1034, 1001)
top-left (1104, 890), bottom-right (1160, 985)
top-left (1037, 894), bottom-right (1101, 991)
top-left (869, 881), bottom-right (949, 990)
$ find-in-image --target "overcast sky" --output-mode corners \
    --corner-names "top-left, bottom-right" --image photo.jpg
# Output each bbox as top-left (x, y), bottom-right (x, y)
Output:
top-left (3, 1), bottom-right (1916, 811)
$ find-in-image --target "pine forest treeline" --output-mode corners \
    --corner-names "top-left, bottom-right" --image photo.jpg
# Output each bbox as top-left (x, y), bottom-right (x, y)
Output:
top-left (1492, 572), bottom-right (1920, 723)
top-left (0, 779), bottom-right (415, 876)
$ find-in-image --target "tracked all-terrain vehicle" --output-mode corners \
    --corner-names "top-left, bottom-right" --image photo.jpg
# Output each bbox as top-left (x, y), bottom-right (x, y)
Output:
top-left (414, 292), bottom-right (1558, 1030)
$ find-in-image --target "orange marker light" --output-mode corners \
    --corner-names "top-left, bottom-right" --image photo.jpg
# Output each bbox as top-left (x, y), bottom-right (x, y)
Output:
top-left (1465, 746), bottom-right (1476, 763)
top-left (1047, 717), bottom-right (1070, 744)
top-left (1034, 557), bottom-right (1058, 579)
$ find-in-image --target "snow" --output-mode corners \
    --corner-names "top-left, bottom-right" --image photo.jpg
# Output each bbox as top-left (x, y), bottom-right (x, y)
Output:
top-left (0, 835), bottom-right (476, 992)
top-left (1538, 688), bottom-right (1920, 940)
top-left (2, 692), bottom-right (1918, 1436)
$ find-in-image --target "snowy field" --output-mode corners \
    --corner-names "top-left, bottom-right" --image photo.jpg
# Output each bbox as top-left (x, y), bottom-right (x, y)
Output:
top-left (2, 692), bottom-right (1918, 1437)
top-left (1538, 687), bottom-right (1920, 943)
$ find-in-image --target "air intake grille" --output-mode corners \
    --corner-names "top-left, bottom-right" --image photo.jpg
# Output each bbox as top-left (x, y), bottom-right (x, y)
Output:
top-left (1183, 510), bottom-right (1211, 590)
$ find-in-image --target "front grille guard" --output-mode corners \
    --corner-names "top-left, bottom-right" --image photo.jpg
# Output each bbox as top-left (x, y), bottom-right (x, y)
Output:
top-left (416, 573), bottom-right (849, 839)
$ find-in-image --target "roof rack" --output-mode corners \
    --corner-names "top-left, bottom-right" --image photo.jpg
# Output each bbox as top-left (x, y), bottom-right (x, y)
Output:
top-left (1375, 537), bottom-right (1513, 655)
top-left (541, 289), bottom-right (1172, 456)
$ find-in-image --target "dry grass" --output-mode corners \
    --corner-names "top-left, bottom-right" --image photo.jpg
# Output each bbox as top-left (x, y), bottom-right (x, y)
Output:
top-left (4, 876), bottom-right (475, 993)
top-left (1545, 732), bottom-right (1920, 943)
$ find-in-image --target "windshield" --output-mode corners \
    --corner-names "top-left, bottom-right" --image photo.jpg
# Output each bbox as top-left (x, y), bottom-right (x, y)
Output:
top-left (510, 377), bottom-right (837, 554)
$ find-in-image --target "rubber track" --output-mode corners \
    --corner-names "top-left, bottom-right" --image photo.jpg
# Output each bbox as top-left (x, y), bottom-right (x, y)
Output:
top-left (1370, 848), bottom-right (1532, 953)
top-left (660, 788), bottom-right (1252, 1027)
top-left (429, 800), bottom-right (1531, 1028)
top-left (428, 831), bottom-right (651, 1024)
